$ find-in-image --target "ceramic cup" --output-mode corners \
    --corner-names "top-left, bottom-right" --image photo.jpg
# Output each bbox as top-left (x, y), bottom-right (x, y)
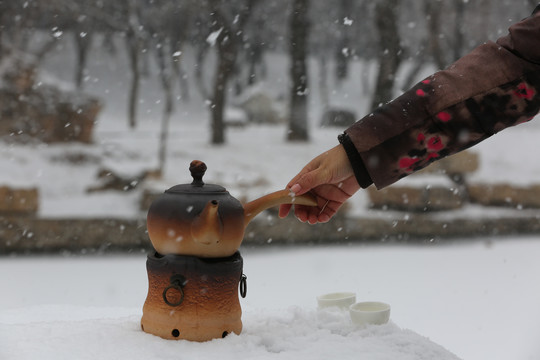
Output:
top-left (349, 301), bottom-right (391, 326)
top-left (317, 292), bottom-right (356, 309)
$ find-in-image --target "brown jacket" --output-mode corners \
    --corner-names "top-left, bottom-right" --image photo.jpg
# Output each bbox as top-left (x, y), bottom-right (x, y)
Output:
top-left (342, 6), bottom-right (540, 189)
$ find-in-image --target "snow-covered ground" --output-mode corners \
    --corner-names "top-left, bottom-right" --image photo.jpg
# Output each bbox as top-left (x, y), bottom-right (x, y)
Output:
top-left (2, 39), bottom-right (540, 360)
top-left (2, 46), bottom-right (540, 219)
top-left (2, 238), bottom-right (540, 360)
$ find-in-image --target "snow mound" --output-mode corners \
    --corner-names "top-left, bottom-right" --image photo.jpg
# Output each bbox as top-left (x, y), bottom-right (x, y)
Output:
top-left (0, 305), bottom-right (459, 360)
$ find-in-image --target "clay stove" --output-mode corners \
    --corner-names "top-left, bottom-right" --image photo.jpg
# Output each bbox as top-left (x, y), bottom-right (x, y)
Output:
top-left (141, 160), bottom-right (316, 341)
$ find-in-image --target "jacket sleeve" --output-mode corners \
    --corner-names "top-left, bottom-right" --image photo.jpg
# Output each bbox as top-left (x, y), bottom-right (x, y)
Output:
top-left (343, 7), bottom-right (540, 189)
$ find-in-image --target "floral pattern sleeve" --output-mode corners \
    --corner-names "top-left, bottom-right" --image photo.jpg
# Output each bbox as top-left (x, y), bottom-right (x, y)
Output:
top-left (344, 7), bottom-right (540, 189)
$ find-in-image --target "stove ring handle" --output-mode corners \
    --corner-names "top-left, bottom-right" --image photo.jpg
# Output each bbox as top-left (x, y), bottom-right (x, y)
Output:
top-left (239, 274), bottom-right (247, 298)
top-left (163, 274), bottom-right (187, 306)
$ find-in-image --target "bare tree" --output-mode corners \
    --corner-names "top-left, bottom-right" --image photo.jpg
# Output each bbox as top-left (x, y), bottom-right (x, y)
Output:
top-left (74, 31), bottom-right (93, 89)
top-left (424, 0), bottom-right (447, 70)
top-left (370, 0), bottom-right (402, 109)
top-left (206, 0), bottom-right (258, 145)
top-left (124, 0), bottom-right (147, 129)
top-left (452, 0), bottom-right (466, 61)
top-left (335, 0), bottom-right (353, 81)
top-left (287, 0), bottom-right (310, 141)
top-left (147, 0), bottom-right (192, 176)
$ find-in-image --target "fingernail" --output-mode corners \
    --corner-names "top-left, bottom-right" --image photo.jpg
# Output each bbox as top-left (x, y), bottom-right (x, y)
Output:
top-left (290, 184), bottom-right (301, 194)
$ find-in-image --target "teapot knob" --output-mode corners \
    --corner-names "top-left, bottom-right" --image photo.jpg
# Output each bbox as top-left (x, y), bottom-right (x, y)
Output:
top-left (189, 160), bottom-right (207, 186)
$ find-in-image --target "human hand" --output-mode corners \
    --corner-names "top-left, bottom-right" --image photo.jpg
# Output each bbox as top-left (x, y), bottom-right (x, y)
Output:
top-left (278, 145), bottom-right (360, 224)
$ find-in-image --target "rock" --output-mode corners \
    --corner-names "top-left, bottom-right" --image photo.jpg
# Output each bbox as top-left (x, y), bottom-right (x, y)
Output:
top-left (224, 107), bottom-right (248, 127)
top-left (418, 151), bottom-right (479, 175)
top-left (0, 186), bottom-right (39, 215)
top-left (468, 183), bottom-right (540, 208)
top-left (240, 92), bottom-right (282, 124)
top-left (368, 185), bottom-right (464, 212)
top-left (0, 61), bottom-right (101, 143)
top-left (87, 168), bottom-right (150, 193)
top-left (320, 108), bottom-right (357, 127)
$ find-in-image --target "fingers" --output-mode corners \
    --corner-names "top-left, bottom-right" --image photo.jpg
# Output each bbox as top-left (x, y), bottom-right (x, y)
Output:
top-left (287, 145), bottom-right (352, 196)
top-left (278, 203), bottom-right (292, 218)
top-left (294, 205), bottom-right (333, 224)
top-left (288, 168), bottom-right (326, 196)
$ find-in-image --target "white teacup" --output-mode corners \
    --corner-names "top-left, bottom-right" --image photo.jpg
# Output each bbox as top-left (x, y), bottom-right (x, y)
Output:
top-left (349, 301), bottom-right (391, 326)
top-left (317, 292), bottom-right (356, 309)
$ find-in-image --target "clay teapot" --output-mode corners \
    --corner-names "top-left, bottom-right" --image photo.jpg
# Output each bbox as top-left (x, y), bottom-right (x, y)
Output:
top-left (146, 160), bottom-right (317, 258)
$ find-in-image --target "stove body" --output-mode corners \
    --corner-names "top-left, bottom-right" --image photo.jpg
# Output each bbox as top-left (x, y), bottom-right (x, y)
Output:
top-left (141, 251), bottom-right (245, 341)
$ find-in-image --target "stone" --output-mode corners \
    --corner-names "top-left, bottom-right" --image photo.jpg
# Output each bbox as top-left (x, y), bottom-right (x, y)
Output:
top-left (240, 92), bottom-right (282, 124)
top-left (320, 108), bottom-right (357, 127)
top-left (0, 61), bottom-right (101, 144)
top-left (0, 186), bottom-right (39, 215)
top-left (368, 185), bottom-right (464, 212)
top-left (468, 183), bottom-right (540, 208)
top-left (418, 151), bottom-right (479, 175)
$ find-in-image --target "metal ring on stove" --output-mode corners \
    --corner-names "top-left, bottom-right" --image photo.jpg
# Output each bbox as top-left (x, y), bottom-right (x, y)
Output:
top-left (163, 274), bottom-right (187, 306)
top-left (240, 274), bottom-right (247, 298)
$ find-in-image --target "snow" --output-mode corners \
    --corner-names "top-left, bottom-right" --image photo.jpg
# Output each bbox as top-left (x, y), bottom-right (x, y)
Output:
top-left (2, 238), bottom-right (540, 360)
top-left (2, 39), bottom-right (540, 360)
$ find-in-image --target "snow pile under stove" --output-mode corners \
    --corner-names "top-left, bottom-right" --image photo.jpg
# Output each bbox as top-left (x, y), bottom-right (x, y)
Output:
top-left (0, 305), bottom-right (459, 360)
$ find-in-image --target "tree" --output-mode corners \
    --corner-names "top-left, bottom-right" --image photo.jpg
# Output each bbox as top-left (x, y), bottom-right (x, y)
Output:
top-left (124, 0), bottom-right (147, 130)
top-left (287, 0), bottom-right (310, 141)
top-left (335, 0), bottom-right (353, 81)
top-left (206, 0), bottom-right (258, 145)
top-left (147, 0), bottom-right (192, 176)
top-left (370, 0), bottom-right (402, 109)
top-left (424, 0), bottom-right (447, 70)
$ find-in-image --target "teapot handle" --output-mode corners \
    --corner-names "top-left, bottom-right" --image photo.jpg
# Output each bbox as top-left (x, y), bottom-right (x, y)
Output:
top-left (243, 189), bottom-right (318, 224)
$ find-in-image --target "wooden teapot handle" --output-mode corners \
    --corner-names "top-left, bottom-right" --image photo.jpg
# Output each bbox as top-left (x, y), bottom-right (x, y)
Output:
top-left (243, 189), bottom-right (318, 224)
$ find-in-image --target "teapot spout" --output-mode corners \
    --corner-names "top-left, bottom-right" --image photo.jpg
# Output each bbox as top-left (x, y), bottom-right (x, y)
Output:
top-left (243, 189), bottom-right (317, 225)
top-left (191, 200), bottom-right (223, 245)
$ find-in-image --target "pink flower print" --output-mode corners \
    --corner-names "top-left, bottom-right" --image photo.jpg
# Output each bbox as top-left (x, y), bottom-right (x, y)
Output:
top-left (399, 157), bottom-right (420, 171)
top-left (436, 111), bottom-right (452, 122)
top-left (427, 152), bottom-right (440, 160)
top-left (427, 136), bottom-right (444, 151)
top-left (417, 133), bottom-right (425, 143)
top-left (416, 89), bottom-right (426, 97)
top-left (421, 79), bottom-right (431, 85)
top-left (514, 83), bottom-right (535, 100)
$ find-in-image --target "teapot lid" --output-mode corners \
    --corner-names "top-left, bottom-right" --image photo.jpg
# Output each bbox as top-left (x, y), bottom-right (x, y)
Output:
top-left (165, 160), bottom-right (228, 194)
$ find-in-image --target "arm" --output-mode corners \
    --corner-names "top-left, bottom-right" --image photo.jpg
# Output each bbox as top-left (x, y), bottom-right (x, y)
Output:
top-left (348, 7), bottom-right (540, 189)
top-left (280, 7), bottom-right (540, 223)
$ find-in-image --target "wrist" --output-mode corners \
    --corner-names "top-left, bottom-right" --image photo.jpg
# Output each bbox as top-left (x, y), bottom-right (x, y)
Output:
top-left (338, 132), bottom-right (373, 188)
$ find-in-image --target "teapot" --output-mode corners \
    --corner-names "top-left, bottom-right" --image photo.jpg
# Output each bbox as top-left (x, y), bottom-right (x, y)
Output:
top-left (146, 160), bottom-right (317, 257)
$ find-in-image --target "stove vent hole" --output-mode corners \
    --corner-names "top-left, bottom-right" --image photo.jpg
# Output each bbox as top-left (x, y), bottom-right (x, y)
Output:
top-left (172, 329), bottom-right (180, 337)
top-left (222, 331), bottom-right (228, 338)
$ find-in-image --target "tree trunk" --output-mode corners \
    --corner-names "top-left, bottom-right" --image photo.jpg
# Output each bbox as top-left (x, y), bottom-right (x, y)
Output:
top-left (424, 0), bottom-right (446, 70)
top-left (318, 55), bottom-right (329, 112)
top-left (208, 0), bottom-right (258, 145)
top-left (211, 46), bottom-right (235, 144)
top-left (287, 0), bottom-right (310, 142)
top-left (370, 0), bottom-right (402, 110)
top-left (156, 39), bottom-right (175, 176)
top-left (335, 0), bottom-right (352, 81)
top-left (452, 0), bottom-right (466, 61)
top-left (74, 32), bottom-right (92, 89)
top-left (126, 38), bottom-right (140, 129)
top-left (124, 0), bottom-right (144, 130)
